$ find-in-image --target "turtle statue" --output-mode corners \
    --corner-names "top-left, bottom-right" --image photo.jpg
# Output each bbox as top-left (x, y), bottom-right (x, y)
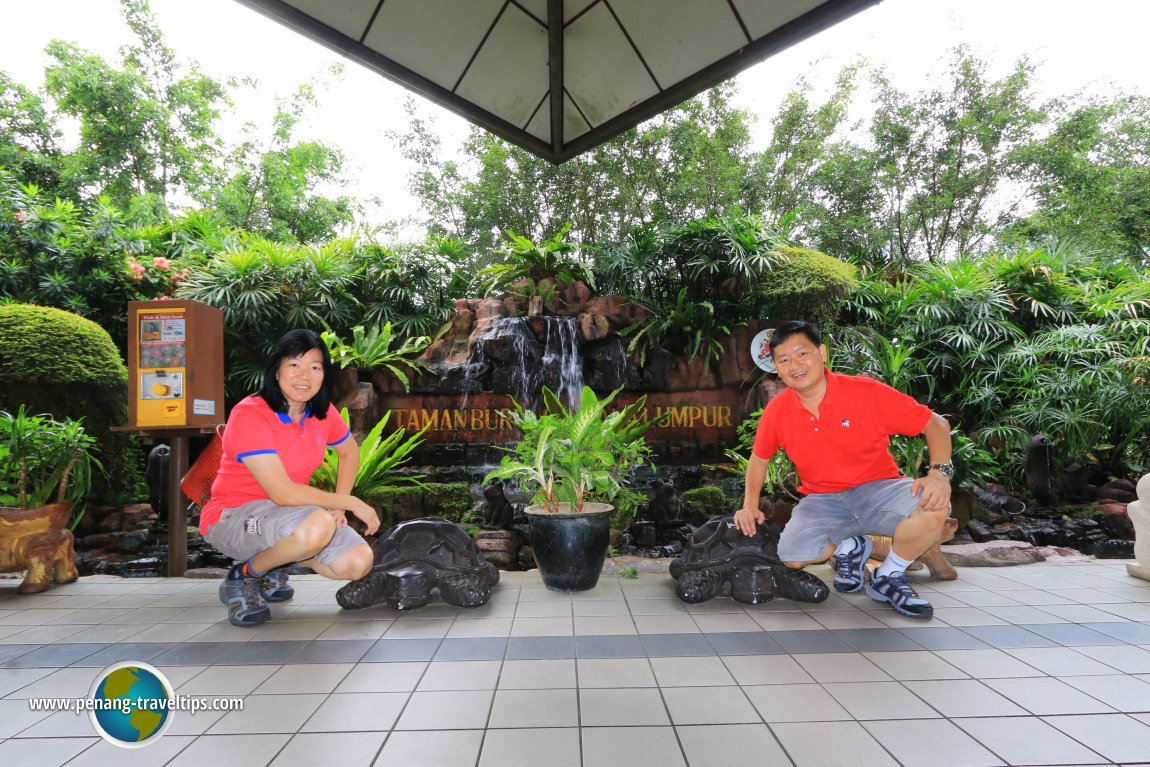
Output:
top-left (669, 515), bottom-right (829, 605)
top-left (336, 518), bottom-right (500, 611)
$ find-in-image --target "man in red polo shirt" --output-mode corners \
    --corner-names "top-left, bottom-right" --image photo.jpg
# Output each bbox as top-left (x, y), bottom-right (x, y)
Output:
top-left (734, 321), bottom-right (953, 618)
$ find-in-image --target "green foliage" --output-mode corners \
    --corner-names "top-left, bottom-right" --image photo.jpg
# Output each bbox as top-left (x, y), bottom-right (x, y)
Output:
top-left (311, 409), bottom-right (428, 499)
top-left (322, 323), bottom-right (431, 391)
top-left (759, 246), bottom-right (858, 328)
top-left (0, 405), bottom-right (101, 522)
top-left (615, 564), bottom-right (639, 579)
top-left (678, 486), bottom-right (731, 518)
top-left (623, 288), bottom-right (733, 373)
top-left (368, 483), bottom-right (473, 526)
top-left (474, 225), bottom-right (595, 298)
top-left (485, 386), bottom-right (665, 514)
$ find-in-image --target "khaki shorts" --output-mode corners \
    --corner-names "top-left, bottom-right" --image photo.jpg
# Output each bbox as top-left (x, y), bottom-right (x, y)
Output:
top-left (203, 499), bottom-right (366, 567)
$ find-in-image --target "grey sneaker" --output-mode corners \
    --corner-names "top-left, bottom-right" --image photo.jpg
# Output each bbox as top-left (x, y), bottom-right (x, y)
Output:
top-left (866, 569), bottom-right (933, 619)
top-left (832, 536), bottom-right (873, 593)
top-left (261, 566), bottom-right (295, 602)
top-left (220, 563), bottom-right (271, 627)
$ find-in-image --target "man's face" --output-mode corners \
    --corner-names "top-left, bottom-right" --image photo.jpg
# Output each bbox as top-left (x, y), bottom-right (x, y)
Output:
top-left (772, 335), bottom-right (828, 394)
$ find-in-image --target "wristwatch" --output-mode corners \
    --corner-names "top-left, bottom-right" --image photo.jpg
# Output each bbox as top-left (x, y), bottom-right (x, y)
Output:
top-left (928, 463), bottom-right (955, 479)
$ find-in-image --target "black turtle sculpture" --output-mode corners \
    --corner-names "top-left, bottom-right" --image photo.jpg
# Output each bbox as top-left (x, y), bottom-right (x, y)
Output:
top-left (669, 515), bottom-right (829, 605)
top-left (336, 518), bottom-right (500, 611)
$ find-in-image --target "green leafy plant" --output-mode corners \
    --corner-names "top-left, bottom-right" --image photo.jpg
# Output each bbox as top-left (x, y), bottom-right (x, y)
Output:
top-left (0, 406), bottom-right (101, 522)
top-left (322, 323), bottom-right (431, 391)
top-left (311, 408), bottom-right (428, 498)
top-left (615, 564), bottom-right (639, 579)
top-left (622, 288), bottom-right (737, 373)
top-left (484, 386), bottom-right (665, 514)
top-left (473, 224), bottom-right (595, 297)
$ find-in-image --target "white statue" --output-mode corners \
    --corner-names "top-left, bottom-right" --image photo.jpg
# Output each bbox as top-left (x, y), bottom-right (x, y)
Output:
top-left (1129, 473), bottom-right (1150, 581)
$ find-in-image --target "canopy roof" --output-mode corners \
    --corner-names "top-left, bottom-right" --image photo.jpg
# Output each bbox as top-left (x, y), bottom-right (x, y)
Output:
top-left (235, 0), bottom-right (879, 163)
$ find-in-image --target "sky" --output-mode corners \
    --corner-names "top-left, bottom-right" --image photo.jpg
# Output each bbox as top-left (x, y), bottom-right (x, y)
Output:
top-left (2, 0), bottom-right (1148, 231)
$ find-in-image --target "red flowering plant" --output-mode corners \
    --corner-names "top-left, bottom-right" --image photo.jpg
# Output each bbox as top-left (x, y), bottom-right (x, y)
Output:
top-left (123, 253), bottom-right (190, 301)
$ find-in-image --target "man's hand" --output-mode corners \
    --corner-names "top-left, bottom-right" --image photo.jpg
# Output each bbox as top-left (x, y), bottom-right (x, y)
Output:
top-left (732, 506), bottom-right (765, 537)
top-left (325, 509), bottom-right (348, 527)
top-left (911, 473), bottom-right (952, 512)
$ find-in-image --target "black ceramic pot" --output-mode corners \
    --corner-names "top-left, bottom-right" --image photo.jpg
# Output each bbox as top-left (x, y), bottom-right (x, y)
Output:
top-left (525, 502), bottom-right (613, 591)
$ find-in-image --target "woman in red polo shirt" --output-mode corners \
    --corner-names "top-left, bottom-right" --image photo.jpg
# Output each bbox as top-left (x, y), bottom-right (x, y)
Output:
top-left (201, 329), bottom-right (381, 627)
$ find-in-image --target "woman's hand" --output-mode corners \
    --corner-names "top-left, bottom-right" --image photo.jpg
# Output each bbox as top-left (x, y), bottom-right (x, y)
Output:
top-left (325, 509), bottom-right (348, 527)
top-left (346, 498), bottom-right (381, 535)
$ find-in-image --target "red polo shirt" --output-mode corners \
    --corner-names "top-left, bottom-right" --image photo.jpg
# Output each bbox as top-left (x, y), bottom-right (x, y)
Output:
top-left (200, 395), bottom-right (350, 532)
top-left (752, 369), bottom-right (931, 494)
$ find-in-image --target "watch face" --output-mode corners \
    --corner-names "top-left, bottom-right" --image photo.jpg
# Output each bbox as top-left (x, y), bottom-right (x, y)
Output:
top-left (931, 464), bottom-right (955, 478)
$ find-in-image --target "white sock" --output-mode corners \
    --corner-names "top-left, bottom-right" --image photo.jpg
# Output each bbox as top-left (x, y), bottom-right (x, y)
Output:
top-left (834, 536), bottom-right (861, 556)
top-left (876, 552), bottom-right (913, 579)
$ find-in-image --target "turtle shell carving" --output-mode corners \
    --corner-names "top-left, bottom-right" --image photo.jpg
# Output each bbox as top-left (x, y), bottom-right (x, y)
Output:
top-left (337, 518), bottom-right (500, 611)
top-left (669, 515), bottom-right (829, 605)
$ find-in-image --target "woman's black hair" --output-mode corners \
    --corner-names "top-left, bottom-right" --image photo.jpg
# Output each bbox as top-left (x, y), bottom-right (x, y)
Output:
top-left (769, 320), bottom-right (823, 357)
top-left (258, 329), bottom-right (335, 418)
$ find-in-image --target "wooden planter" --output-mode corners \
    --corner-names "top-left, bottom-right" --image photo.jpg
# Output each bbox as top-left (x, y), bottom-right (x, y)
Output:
top-left (0, 501), bottom-right (79, 593)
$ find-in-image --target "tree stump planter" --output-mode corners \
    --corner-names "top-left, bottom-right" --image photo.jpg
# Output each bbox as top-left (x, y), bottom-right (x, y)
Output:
top-left (0, 502), bottom-right (79, 593)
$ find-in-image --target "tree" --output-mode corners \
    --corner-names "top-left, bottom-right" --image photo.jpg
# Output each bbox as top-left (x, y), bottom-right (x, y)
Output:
top-left (42, 0), bottom-right (226, 207)
top-left (207, 75), bottom-right (357, 244)
top-left (395, 82), bottom-right (763, 252)
top-left (0, 73), bottom-right (67, 196)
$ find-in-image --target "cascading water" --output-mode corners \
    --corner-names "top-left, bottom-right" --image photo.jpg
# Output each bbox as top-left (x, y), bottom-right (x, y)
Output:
top-left (461, 316), bottom-right (582, 412)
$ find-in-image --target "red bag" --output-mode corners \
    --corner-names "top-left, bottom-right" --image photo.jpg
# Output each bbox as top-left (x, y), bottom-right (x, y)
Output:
top-left (180, 425), bottom-right (225, 506)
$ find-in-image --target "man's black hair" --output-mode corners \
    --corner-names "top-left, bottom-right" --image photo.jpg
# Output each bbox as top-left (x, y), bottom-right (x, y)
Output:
top-left (770, 320), bottom-right (822, 358)
top-left (258, 329), bottom-right (334, 418)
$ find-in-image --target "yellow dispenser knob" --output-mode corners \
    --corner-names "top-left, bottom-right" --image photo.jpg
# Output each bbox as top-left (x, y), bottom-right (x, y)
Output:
top-left (151, 384), bottom-right (171, 396)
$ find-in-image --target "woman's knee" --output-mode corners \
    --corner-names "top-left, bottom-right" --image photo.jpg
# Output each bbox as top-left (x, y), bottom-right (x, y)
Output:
top-left (327, 544), bottom-right (374, 580)
top-left (290, 511), bottom-right (338, 553)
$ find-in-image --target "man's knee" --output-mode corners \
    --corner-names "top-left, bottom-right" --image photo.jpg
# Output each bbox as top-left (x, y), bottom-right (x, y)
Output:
top-left (290, 511), bottom-right (338, 554)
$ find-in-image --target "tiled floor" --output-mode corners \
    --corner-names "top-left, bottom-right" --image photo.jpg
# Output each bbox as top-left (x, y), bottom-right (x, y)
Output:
top-left (2, 560), bottom-right (1150, 766)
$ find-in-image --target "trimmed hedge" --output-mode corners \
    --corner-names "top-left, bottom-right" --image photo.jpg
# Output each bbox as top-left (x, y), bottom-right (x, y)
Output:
top-left (761, 246), bottom-right (858, 328)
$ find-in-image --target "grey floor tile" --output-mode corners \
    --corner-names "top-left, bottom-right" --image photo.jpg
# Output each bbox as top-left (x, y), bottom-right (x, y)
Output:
top-left (270, 732), bottom-right (386, 767)
top-left (1018, 622), bottom-right (1129, 646)
top-left (152, 640), bottom-right (308, 666)
top-left (676, 723), bottom-right (792, 767)
top-left (377, 731), bottom-right (485, 763)
top-left (575, 634), bottom-right (645, 658)
top-left (506, 635), bottom-right (575, 659)
top-left (722, 654), bottom-right (816, 685)
top-left (498, 659), bottom-right (577, 689)
top-left (833, 628), bottom-right (924, 652)
top-left (479, 727), bottom-right (582, 767)
top-left (2, 643), bottom-right (107, 668)
top-left (166, 733), bottom-right (292, 767)
top-left (64, 735), bottom-right (197, 766)
top-left (207, 693), bottom-right (326, 734)
top-left (903, 679), bottom-right (1029, 718)
top-left (0, 698), bottom-right (53, 739)
top-left (771, 720), bottom-right (899, 766)
top-left (418, 659), bottom-right (502, 690)
top-left (300, 691), bottom-right (408, 732)
top-left (69, 642), bottom-right (175, 667)
top-left (864, 718), bottom-right (1002, 766)
top-left (1061, 675), bottom-right (1150, 713)
top-left (896, 626), bottom-right (992, 650)
top-left (488, 688), bottom-right (579, 727)
top-left (641, 633), bottom-right (714, 657)
top-left (744, 683), bottom-right (851, 723)
top-left (1082, 622), bottom-right (1150, 644)
top-left (1043, 713), bottom-right (1150, 764)
top-left (434, 636), bottom-right (507, 660)
top-left (287, 638), bottom-right (373, 663)
top-left (576, 658), bottom-right (657, 688)
top-left (581, 726), bottom-right (687, 767)
top-left (5, 667), bottom-right (100, 699)
top-left (705, 631), bottom-right (785, 656)
top-left (333, 661), bottom-right (426, 693)
top-left (769, 629), bottom-right (854, 654)
top-left (961, 624), bottom-right (1061, 648)
top-left (983, 677), bottom-right (1117, 715)
top-left (0, 644), bottom-right (40, 664)
top-left (662, 685), bottom-right (761, 724)
top-left (823, 680), bottom-right (942, 719)
top-left (579, 687), bottom-right (671, 726)
top-left (0, 666), bottom-right (54, 697)
top-left (0, 736), bottom-right (99, 767)
top-left (955, 715), bottom-right (1109, 765)
top-left (361, 638), bottom-right (440, 662)
top-left (394, 689), bottom-right (494, 729)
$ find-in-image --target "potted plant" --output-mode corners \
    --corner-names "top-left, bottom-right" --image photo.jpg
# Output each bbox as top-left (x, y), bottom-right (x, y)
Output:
top-left (0, 406), bottom-right (101, 592)
top-left (485, 386), bottom-right (664, 590)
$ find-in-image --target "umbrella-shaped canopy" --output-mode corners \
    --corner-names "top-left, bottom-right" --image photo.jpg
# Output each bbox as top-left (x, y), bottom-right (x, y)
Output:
top-left (235, 0), bottom-right (879, 163)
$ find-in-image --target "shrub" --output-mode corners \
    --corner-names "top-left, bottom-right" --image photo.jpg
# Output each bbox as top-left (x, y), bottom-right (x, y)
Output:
top-left (0, 304), bottom-right (141, 502)
top-left (759, 246), bottom-right (858, 328)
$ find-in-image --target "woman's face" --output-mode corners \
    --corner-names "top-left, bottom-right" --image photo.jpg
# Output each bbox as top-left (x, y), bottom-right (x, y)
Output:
top-left (277, 347), bottom-right (325, 412)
